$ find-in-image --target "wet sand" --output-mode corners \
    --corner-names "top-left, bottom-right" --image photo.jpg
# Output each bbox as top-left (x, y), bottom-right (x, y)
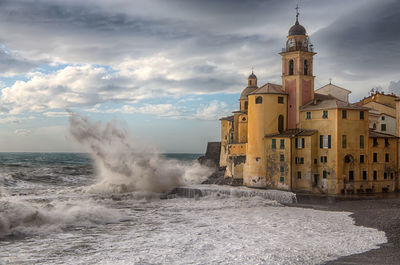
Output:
top-left (294, 193), bottom-right (400, 265)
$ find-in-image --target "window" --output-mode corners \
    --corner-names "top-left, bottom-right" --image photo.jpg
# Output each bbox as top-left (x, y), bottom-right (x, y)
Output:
top-left (278, 115), bottom-right (284, 133)
top-left (296, 138), bottom-right (305, 149)
top-left (278, 96), bottom-right (284, 104)
top-left (320, 135), bottom-right (331, 149)
top-left (314, 158), bottom-right (317, 164)
top-left (304, 60), bottom-right (308, 75)
top-left (280, 166), bottom-right (284, 173)
top-left (306, 112), bottom-right (311, 120)
top-left (391, 173), bottom-right (394, 180)
top-left (385, 153), bottom-right (389, 162)
top-left (382, 116), bottom-right (385, 121)
top-left (373, 138), bottom-right (378, 147)
top-left (345, 155), bottom-right (351, 163)
top-left (323, 170), bottom-right (327, 179)
top-left (289, 59), bottom-right (294, 75)
top-left (349, 171), bottom-right (354, 182)
top-left (249, 80), bottom-right (252, 86)
top-left (342, 135), bottom-right (347, 148)
top-left (373, 171), bottom-right (377, 180)
top-left (360, 155), bottom-right (365, 163)
top-left (385, 138), bottom-right (389, 147)
top-left (322, 110), bottom-right (328, 119)
top-left (297, 171), bottom-right (302, 179)
top-left (280, 154), bottom-right (284, 162)
top-left (296, 157), bottom-right (304, 164)
top-left (360, 111), bottom-right (364, 120)
top-left (373, 153), bottom-right (378, 162)
top-left (342, 110), bottom-right (347, 119)
top-left (244, 101), bottom-right (248, 110)
top-left (255, 96), bottom-right (263, 104)
top-left (280, 177), bottom-right (284, 182)
top-left (280, 139), bottom-right (285, 149)
top-left (381, 124), bottom-right (386, 131)
top-left (384, 172), bottom-right (388, 179)
top-left (320, 156), bottom-right (327, 163)
top-left (363, 171), bottom-right (367, 180)
top-left (356, 135), bottom-right (363, 149)
top-left (272, 139), bottom-right (276, 149)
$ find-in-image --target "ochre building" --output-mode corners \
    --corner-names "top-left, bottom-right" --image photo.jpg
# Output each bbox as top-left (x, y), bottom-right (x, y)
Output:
top-left (219, 14), bottom-right (400, 195)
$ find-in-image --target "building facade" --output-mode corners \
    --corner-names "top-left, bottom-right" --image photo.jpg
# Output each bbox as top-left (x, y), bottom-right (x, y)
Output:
top-left (219, 14), bottom-right (400, 195)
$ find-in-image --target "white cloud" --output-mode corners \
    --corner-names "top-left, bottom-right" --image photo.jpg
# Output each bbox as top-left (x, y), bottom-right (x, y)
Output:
top-left (0, 116), bottom-right (20, 124)
top-left (14, 129), bottom-right (31, 136)
top-left (43, 111), bottom-right (71, 118)
top-left (87, 103), bottom-right (183, 118)
top-left (192, 100), bottom-right (230, 120)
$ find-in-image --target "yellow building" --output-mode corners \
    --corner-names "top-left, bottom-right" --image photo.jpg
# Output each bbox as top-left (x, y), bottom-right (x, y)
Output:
top-left (218, 12), bottom-right (400, 195)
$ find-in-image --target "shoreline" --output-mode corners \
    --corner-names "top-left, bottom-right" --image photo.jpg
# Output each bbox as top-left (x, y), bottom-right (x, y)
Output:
top-left (293, 193), bottom-right (400, 265)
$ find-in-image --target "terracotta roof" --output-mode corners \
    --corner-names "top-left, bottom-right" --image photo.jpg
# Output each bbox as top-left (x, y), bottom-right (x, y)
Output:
top-left (248, 83), bottom-right (286, 95)
top-left (265, 129), bottom-right (318, 138)
top-left (369, 130), bottom-right (398, 138)
top-left (232, 110), bottom-right (247, 114)
top-left (300, 93), bottom-right (370, 111)
top-left (315, 83), bottom-right (352, 93)
top-left (219, 115), bottom-right (234, 122)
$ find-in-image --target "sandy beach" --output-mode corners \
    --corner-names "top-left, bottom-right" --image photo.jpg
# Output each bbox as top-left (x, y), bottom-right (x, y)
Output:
top-left (294, 193), bottom-right (400, 265)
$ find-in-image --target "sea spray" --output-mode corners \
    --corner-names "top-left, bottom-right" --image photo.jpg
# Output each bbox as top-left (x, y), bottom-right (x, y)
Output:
top-left (69, 113), bottom-right (213, 194)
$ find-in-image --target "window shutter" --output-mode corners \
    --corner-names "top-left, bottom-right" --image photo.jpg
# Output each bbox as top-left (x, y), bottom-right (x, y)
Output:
top-left (328, 135), bottom-right (331, 148)
top-left (320, 135), bottom-right (323, 148)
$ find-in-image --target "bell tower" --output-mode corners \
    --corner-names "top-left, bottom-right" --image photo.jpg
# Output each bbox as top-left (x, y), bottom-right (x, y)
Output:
top-left (280, 5), bottom-right (316, 129)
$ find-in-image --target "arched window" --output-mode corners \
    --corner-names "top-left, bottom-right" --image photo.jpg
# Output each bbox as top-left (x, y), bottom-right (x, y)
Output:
top-left (255, 96), bottom-right (263, 104)
top-left (278, 115), bottom-right (284, 133)
top-left (304, 60), bottom-right (308, 75)
top-left (249, 80), bottom-right (252, 86)
top-left (244, 101), bottom-right (248, 110)
top-left (289, 60), bottom-right (294, 75)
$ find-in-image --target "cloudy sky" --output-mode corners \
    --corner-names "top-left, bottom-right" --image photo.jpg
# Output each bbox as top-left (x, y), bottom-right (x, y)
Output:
top-left (0, 0), bottom-right (399, 153)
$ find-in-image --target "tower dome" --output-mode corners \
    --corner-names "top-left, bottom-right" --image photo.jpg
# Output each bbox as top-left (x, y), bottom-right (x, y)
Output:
top-left (289, 5), bottom-right (306, 36)
top-left (289, 21), bottom-right (306, 36)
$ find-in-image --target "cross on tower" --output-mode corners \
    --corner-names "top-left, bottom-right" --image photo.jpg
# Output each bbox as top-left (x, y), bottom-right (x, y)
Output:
top-left (295, 1), bottom-right (300, 23)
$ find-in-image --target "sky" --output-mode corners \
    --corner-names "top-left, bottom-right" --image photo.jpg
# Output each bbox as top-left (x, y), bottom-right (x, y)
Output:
top-left (0, 0), bottom-right (399, 153)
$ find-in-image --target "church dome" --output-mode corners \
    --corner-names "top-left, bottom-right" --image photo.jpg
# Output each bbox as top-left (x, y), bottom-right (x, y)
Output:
top-left (240, 86), bottom-right (258, 100)
top-left (248, 72), bottom-right (257, 79)
top-left (289, 21), bottom-right (306, 36)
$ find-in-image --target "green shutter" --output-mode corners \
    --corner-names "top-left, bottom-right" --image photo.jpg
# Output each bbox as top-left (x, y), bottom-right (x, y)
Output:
top-left (320, 135), bottom-right (323, 148)
top-left (272, 139), bottom-right (276, 149)
top-left (328, 135), bottom-right (331, 148)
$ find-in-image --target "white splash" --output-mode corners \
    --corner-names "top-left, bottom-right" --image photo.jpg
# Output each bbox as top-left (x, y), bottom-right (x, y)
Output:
top-left (69, 113), bottom-right (212, 194)
top-left (0, 192), bottom-right (122, 237)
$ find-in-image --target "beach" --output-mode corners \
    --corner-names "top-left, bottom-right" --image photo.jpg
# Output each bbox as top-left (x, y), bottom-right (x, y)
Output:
top-left (295, 194), bottom-right (400, 265)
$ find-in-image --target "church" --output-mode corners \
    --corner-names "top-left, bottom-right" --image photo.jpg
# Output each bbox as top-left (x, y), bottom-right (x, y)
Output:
top-left (218, 11), bottom-right (400, 195)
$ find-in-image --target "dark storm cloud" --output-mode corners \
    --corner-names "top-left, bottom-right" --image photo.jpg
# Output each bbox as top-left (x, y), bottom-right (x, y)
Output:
top-left (312, 0), bottom-right (400, 80)
top-left (0, 0), bottom-right (398, 102)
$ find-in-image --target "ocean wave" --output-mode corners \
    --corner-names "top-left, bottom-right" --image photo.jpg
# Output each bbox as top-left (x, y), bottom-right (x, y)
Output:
top-left (0, 194), bottom-right (123, 238)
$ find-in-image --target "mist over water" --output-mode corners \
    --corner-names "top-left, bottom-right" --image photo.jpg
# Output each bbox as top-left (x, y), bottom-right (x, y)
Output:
top-left (69, 113), bottom-right (212, 194)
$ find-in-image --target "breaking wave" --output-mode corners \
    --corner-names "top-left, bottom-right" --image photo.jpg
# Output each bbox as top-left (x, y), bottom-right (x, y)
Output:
top-left (0, 191), bottom-right (122, 237)
top-left (68, 113), bottom-right (213, 194)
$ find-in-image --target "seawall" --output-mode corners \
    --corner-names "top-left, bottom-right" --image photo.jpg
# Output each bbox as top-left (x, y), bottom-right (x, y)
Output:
top-left (170, 184), bottom-right (297, 204)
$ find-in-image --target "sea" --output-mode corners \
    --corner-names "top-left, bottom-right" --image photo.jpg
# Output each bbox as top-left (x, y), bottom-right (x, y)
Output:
top-left (0, 152), bottom-right (387, 265)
